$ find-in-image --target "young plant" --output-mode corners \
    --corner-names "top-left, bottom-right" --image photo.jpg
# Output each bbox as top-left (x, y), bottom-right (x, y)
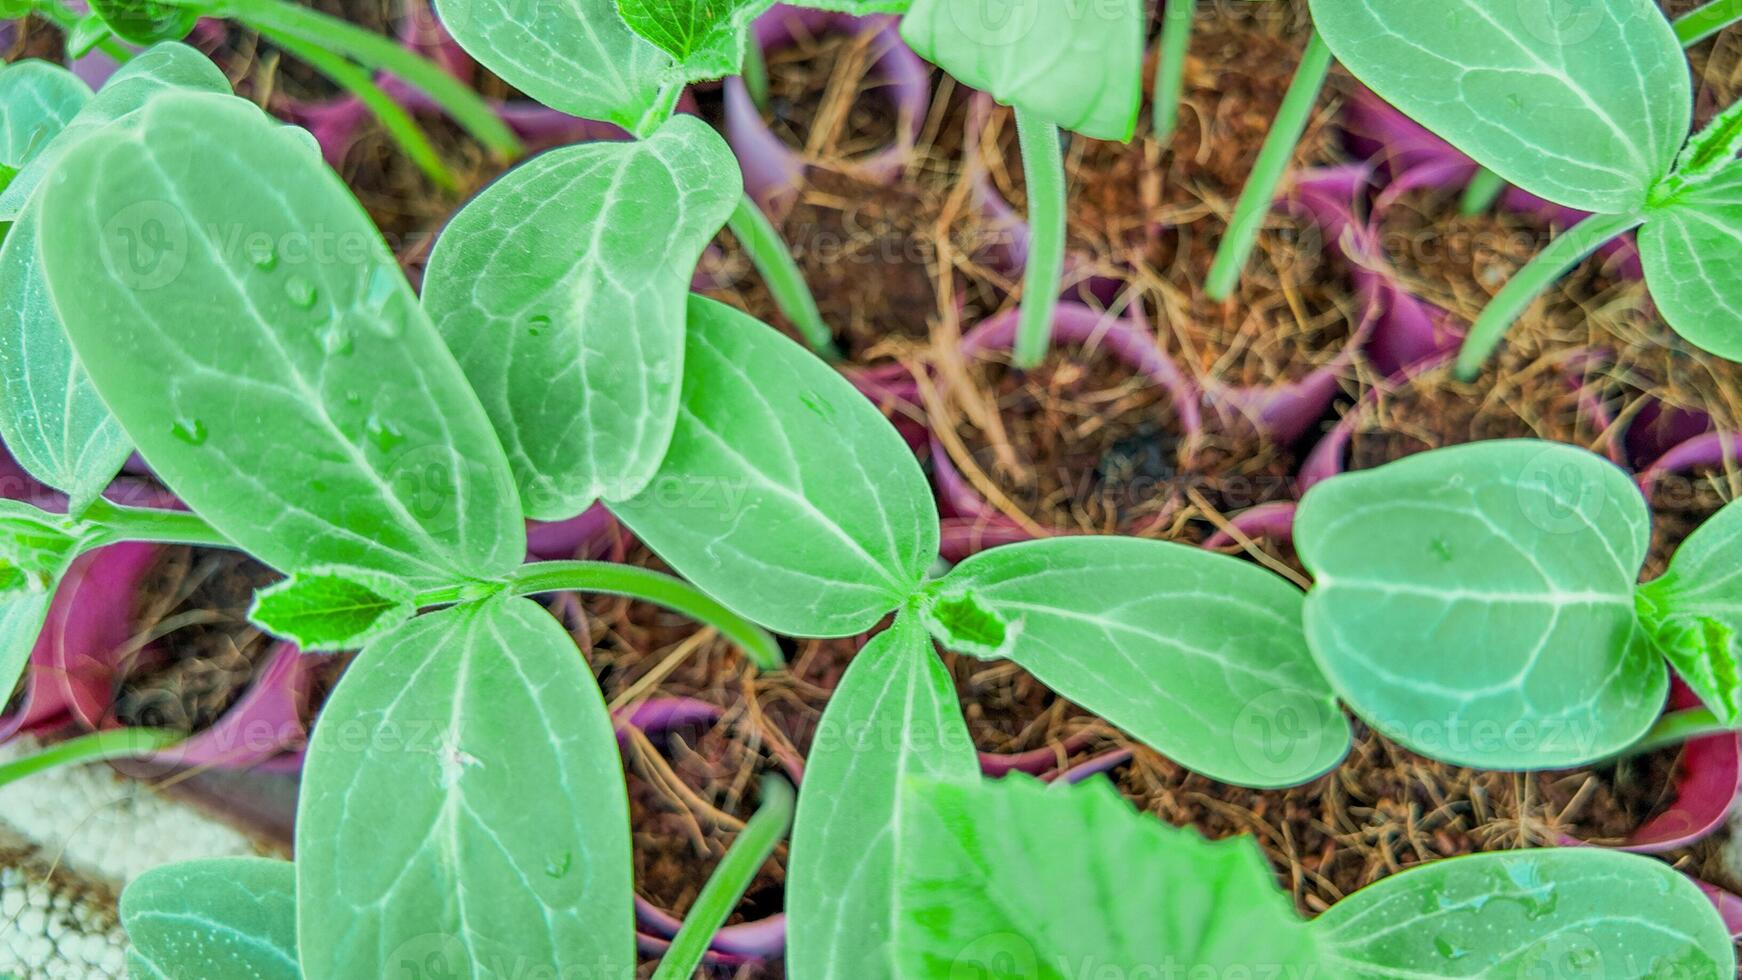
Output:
top-left (434, 0), bottom-right (839, 354)
top-left (900, 0), bottom-right (1144, 367)
top-left (9, 0), bottom-right (525, 189)
top-left (891, 774), bottom-right (1735, 976)
top-left (1296, 439), bottom-right (1742, 769)
top-left (1458, 1), bottom-right (1742, 216)
top-left (1309, 0), bottom-right (1742, 378)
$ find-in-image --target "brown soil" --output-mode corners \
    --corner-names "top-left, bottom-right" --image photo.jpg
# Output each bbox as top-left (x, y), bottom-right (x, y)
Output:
top-left (930, 340), bottom-right (1293, 540)
top-left (1342, 348), bottom-right (1610, 473)
top-left (337, 115), bottom-right (499, 272)
top-left (1646, 463), bottom-right (1741, 578)
top-left (114, 547), bottom-right (283, 734)
top-left (1143, 206), bottom-right (1361, 389)
top-left (759, 25), bottom-right (906, 164)
top-left (1114, 722), bottom-right (1690, 915)
top-left (4, 15), bottom-right (64, 63)
top-left (1380, 187), bottom-right (1742, 444)
top-left (969, 1), bottom-right (1349, 265)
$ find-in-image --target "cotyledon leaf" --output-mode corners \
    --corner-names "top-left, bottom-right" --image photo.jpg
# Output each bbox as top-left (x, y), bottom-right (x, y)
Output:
top-left (121, 857), bottom-right (298, 980)
top-left (1638, 495), bottom-right (1742, 723)
top-left (1315, 849), bottom-right (1734, 977)
top-left (1296, 440), bottom-right (1664, 768)
top-left (0, 60), bottom-right (91, 172)
top-left (787, 612), bottom-right (977, 979)
top-left (900, 0), bottom-right (1143, 141)
top-left (296, 597), bottom-right (633, 979)
top-left (247, 566), bottom-right (417, 652)
top-left (37, 91), bottom-right (525, 588)
top-left (434, 0), bottom-right (672, 131)
top-left (1308, 0), bottom-right (1690, 214)
top-left (611, 296), bottom-right (938, 638)
top-left (920, 536), bottom-right (1350, 788)
top-left (0, 208), bottom-right (132, 512)
top-left (423, 114), bottom-right (741, 520)
top-left (1639, 160), bottom-right (1742, 361)
top-left (892, 775), bottom-right (1321, 977)
top-left (0, 42), bottom-right (228, 219)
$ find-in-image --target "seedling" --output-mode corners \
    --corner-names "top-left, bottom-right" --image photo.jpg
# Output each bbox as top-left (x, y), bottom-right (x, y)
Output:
top-left (435, 0), bottom-right (839, 354)
top-left (1309, 0), bottom-right (1742, 377)
top-left (6, 46), bottom-right (1362, 973)
top-left (1296, 440), bottom-right (1742, 769)
top-left (7, 0), bottom-right (525, 190)
top-left (892, 774), bottom-right (1735, 976)
top-left (900, 0), bottom-right (1144, 367)
top-left (1458, 1), bottom-right (1742, 216)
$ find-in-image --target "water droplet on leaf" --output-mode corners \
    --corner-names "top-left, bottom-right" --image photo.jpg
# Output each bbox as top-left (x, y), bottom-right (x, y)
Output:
top-left (285, 276), bottom-right (318, 309)
top-left (366, 415), bottom-right (405, 454)
top-left (170, 418), bottom-right (208, 446)
top-left (247, 239), bottom-right (277, 271)
top-left (1432, 935), bottom-right (1469, 961)
top-left (544, 852), bottom-right (572, 879)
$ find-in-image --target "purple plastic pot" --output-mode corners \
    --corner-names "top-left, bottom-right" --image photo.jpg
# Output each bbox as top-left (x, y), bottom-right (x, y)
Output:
top-left (1299, 350), bottom-right (1623, 492)
top-left (1200, 500), bottom-right (1299, 553)
top-left (1343, 85), bottom-right (1644, 374)
top-left (928, 302), bottom-right (1200, 560)
top-left (724, 5), bottom-right (929, 212)
top-left (1638, 431), bottom-right (1742, 493)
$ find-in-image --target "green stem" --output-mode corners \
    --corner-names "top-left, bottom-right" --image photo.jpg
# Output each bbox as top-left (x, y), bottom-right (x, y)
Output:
top-left (743, 42), bottom-right (770, 114)
top-left (35, 1), bottom-right (134, 63)
top-left (727, 194), bottom-right (838, 359)
top-left (0, 728), bottom-right (183, 790)
top-left (79, 499), bottom-right (236, 550)
top-left (650, 775), bottom-right (795, 980)
top-left (1151, 0), bottom-right (1194, 144)
top-left (416, 560), bottom-right (784, 671)
top-left (1452, 210), bottom-right (1643, 380)
top-left (1624, 706), bottom-right (1734, 757)
top-left (1012, 106), bottom-right (1065, 369)
top-left (634, 81), bottom-right (684, 140)
top-left (1676, 0), bottom-right (1742, 45)
top-left (1203, 30), bottom-right (1332, 302)
top-left (210, 0), bottom-right (522, 159)
top-left (1458, 167), bottom-right (1506, 215)
top-left (259, 27), bottom-right (459, 192)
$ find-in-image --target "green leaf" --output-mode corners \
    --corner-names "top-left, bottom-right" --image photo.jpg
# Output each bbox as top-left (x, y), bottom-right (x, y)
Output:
top-left (89, 0), bottom-right (199, 45)
top-left (1671, 97), bottom-right (1742, 182)
top-left (788, 612), bottom-right (978, 979)
top-left (0, 60), bottom-right (92, 171)
top-left (0, 206), bottom-right (132, 512)
top-left (1297, 440), bottom-right (1663, 768)
top-left (1638, 496), bottom-right (1742, 723)
top-left (0, 42), bottom-right (229, 220)
top-left (122, 857), bottom-right (299, 980)
top-left (1308, 0), bottom-right (1691, 214)
top-left (0, 499), bottom-right (80, 596)
top-left (0, 591), bottom-right (55, 719)
top-left (1315, 849), bottom-right (1735, 977)
top-left (248, 567), bottom-right (416, 652)
top-left (893, 775), bottom-right (1320, 976)
top-left (616, 0), bottom-right (774, 84)
top-left (1640, 161), bottom-right (1742, 361)
top-left (920, 537), bottom-right (1350, 788)
top-left (423, 115), bottom-right (740, 519)
top-left (900, 0), bottom-right (1143, 140)
top-left (297, 598), bottom-right (632, 978)
top-left (611, 296), bottom-right (937, 637)
top-left (37, 91), bottom-right (525, 588)
top-left (433, 0), bottom-right (673, 131)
